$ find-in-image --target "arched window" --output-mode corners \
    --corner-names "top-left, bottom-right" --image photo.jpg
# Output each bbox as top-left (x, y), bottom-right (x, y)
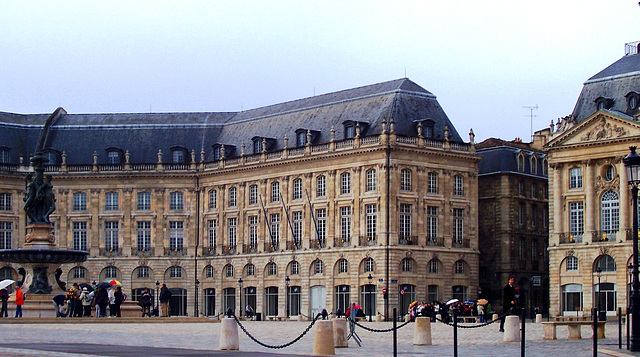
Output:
top-left (169, 266), bottom-right (182, 278)
top-left (267, 262), bottom-right (277, 276)
top-left (338, 259), bottom-right (348, 273)
top-left (428, 259), bottom-right (439, 273)
top-left (517, 153), bottom-right (525, 172)
top-left (72, 266), bottom-right (86, 279)
top-left (454, 260), bottom-right (465, 274)
top-left (314, 260), bottom-right (324, 275)
top-left (401, 258), bottom-right (412, 272)
top-left (594, 255), bottom-right (616, 272)
top-left (364, 257), bottom-right (374, 272)
top-left (291, 261), bottom-right (300, 275)
top-left (600, 190), bottom-right (619, 240)
top-left (566, 256), bottom-right (578, 271)
top-left (530, 155), bottom-right (537, 174)
top-left (205, 265), bottom-right (214, 278)
top-left (225, 264), bottom-right (234, 277)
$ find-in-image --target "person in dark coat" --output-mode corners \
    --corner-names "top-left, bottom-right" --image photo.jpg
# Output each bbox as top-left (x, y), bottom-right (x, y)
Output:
top-left (0, 288), bottom-right (8, 317)
top-left (52, 294), bottom-right (67, 317)
top-left (500, 277), bottom-right (516, 332)
top-left (140, 288), bottom-right (152, 317)
top-left (114, 286), bottom-right (124, 317)
top-left (96, 287), bottom-right (109, 317)
top-left (159, 284), bottom-right (171, 317)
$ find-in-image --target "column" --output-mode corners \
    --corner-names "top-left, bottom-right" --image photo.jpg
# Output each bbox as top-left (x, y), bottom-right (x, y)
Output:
top-left (619, 159), bottom-right (630, 232)
top-left (553, 164), bottom-right (563, 242)
top-left (585, 161), bottom-right (595, 242)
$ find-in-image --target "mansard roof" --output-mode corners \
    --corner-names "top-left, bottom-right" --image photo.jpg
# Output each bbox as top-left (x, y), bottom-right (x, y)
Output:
top-left (572, 52), bottom-right (640, 122)
top-left (476, 138), bottom-right (546, 178)
top-left (0, 78), bottom-right (465, 165)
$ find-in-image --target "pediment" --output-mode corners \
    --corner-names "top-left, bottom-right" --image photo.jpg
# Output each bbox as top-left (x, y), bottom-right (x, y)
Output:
top-left (547, 111), bottom-right (640, 148)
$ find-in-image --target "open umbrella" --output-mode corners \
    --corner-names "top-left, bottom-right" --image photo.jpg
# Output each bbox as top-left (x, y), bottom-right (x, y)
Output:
top-left (104, 279), bottom-right (121, 286)
top-left (0, 279), bottom-right (15, 290)
top-left (446, 298), bottom-right (459, 306)
top-left (79, 283), bottom-right (94, 292)
top-left (409, 301), bottom-right (418, 308)
top-left (95, 282), bottom-right (112, 290)
top-left (477, 298), bottom-right (489, 305)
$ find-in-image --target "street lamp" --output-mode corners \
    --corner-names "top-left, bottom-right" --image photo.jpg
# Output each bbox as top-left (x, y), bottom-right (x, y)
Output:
top-left (285, 276), bottom-right (290, 318)
top-left (238, 278), bottom-right (243, 317)
top-left (155, 281), bottom-right (160, 316)
top-left (624, 146), bottom-right (640, 351)
top-left (195, 279), bottom-right (200, 317)
top-left (368, 274), bottom-right (373, 322)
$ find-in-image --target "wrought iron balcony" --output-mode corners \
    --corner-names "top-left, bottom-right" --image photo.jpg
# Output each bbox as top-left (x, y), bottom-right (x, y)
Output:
top-left (451, 238), bottom-right (470, 248)
top-left (426, 237), bottom-right (444, 247)
top-left (625, 229), bottom-right (640, 241)
top-left (99, 248), bottom-right (122, 257)
top-left (358, 235), bottom-right (377, 246)
top-left (201, 246), bottom-right (217, 256)
top-left (399, 235), bottom-right (417, 245)
top-left (132, 248), bottom-right (154, 257)
top-left (242, 244), bottom-right (258, 254)
top-left (559, 232), bottom-right (582, 244)
top-left (593, 231), bottom-right (616, 243)
top-left (222, 245), bottom-right (237, 255)
top-left (164, 247), bottom-right (185, 256)
top-left (333, 238), bottom-right (351, 248)
top-left (264, 241), bottom-right (279, 252)
top-left (286, 240), bottom-right (302, 250)
top-left (309, 238), bottom-right (326, 249)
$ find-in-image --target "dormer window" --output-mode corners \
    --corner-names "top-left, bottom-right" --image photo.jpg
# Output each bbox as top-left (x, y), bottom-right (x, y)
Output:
top-left (627, 92), bottom-right (640, 110)
top-left (211, 144), bottom-right (235, 160)
top-left (342, 120), bottom-right (369, 139)
top-left (0, 147), bottom-right (10, 164)
top-left (105, 148), bottom-right (124, 164)
top-left (595, 97), bottom-right (614, 111)
top-left (43, 150), bottom-right (59, 165)
top-left (212, 145), bottom-right (221, 160)
top-left (251, 137), bottom-right (276, 154)
top-left (414, 119), bottom-right (435, 138)
top-left (294, 129), bottom-right (320, 146)
top-left (170, 146), bottom-right (188, 163)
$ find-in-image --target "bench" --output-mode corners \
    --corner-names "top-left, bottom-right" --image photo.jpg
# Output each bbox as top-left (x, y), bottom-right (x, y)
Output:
top-left (554, 316), bottom-right (589, 322)
top-left (267, 316), bottom-right (288, 321)
top-left (542, 321), bottom-right (605, 340)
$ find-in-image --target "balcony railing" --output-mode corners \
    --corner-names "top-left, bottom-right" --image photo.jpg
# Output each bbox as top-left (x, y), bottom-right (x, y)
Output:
top-left (242, 244), bottom-right (258, 254)
top-left (358, 235), bottom-right (377, 246)
top-left (309, 238), bottom-right (326, 249)
top-left (559, 232), bottom-right (582, 244)
top-left (426, 237), bottom-right (444, 247)
top-left (399, 236), bottom-right (418, 246)
top-left (222, 245), bottom-right (237, 255)
top-left (593, 231), bottom-right (616, 243)
top-left (132, 248), bottom-right (154, 257)
top-left (333, 238), bottom-right (351, 248)
top-left (164, 247), bottom-right (185, 256)
top-left (201, 246), bottom-right (217, 256)
top-left (99, 248), bottom-right (122, 257)
top-left (452, 238), bottom-right (470, 248)
top-left (286, 240), bottom-right (302, 250)
top-left (264, 241), bottom-right (279, 252)
top-left (625, 229), bottom-right (640, 241)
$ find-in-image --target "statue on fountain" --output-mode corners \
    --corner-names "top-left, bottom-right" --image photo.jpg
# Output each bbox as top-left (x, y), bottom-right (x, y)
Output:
top-left (23, 166), bottom-right (56, 224)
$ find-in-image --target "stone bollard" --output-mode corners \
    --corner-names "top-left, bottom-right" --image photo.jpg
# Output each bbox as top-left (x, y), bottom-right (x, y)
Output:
top-left (313, 320), bottom-right (336, 355)
top-left (332, 318), bottom-right (348, 348)
top-left (405, 314), bottom-right (412, 322)
top-left (503, 315), bottom-right (520, 342)
top-left (219, 317), bottom-right (239, 350)
top-left (298, 314), bottom-right (303, 321)
top-left (535, 314), bottom-right (542, 323)
top-left (492, 313), bottom-right (499, 322)
top-left (435, 314), bottom-right (441, 322)
top-left (413, 317), bottom-right (432, 345)
top-left (376, 314), bottom-right (382, 322)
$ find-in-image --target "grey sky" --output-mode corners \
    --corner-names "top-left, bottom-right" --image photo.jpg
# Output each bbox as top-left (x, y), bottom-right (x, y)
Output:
top-left (1, 1), bottom-right (638, 142)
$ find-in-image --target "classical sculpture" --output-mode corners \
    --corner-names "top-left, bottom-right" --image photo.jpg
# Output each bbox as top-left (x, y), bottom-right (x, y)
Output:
top-left (23, 163), bottom-right (56, 224)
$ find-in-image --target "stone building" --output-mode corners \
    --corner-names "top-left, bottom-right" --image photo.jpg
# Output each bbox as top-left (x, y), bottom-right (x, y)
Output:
top-left (476, 137), bottom-right (549, 315)
top-left (0, 78), bottom-right (480, 318)
top-left (546, 42), bottom-right (640, 317)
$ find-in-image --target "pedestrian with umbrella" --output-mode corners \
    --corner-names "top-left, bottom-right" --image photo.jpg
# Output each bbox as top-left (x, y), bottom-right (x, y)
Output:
top-left (0, 279), bottom-right (13, 318)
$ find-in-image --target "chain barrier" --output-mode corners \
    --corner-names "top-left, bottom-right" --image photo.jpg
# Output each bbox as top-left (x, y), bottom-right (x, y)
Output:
top-left (434, 311), bottom-right (511, 329)
top-left (233, 313), bottom-right (321, 349)
top-left (346, 316), bottom-right (412, 333)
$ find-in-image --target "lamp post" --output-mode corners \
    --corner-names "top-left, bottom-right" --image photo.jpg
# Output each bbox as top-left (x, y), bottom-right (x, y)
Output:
top-left (155, 281), bottom-right (160, 316)
top-left (624, 146), bottom-right (640, 351)
top-left (368, 273), bottom-right (373, 322)
top-left (194, 279), bottom-right (200, 317)
top-left (285, 276), bottom-right (290, 318)
top-left (238, 278), bottom-right (243, 317)
top-left (596, 267), bottom-right (602, 321)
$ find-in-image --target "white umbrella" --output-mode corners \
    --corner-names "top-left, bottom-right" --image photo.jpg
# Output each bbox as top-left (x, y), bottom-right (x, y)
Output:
top-left (0, 279), bottom-right (14, 290)
top-left (446, 298), bottom-right (459, 306)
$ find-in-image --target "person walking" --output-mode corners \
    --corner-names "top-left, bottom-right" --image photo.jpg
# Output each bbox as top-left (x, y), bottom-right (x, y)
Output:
top-left (140, 288), bottom-right (152, 317)
top-left (14, 285), bottom-right (24, 318)
top-left (159, 284), bottom-right (171, 317)
top-left (0, 288), bottom-right (8, 317)
top-left (499, 276), bottom-right (516, 332)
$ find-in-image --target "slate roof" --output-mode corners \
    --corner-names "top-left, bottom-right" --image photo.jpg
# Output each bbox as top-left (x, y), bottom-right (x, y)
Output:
top-left (572, 52), bottom-right (640, 122)
top-left (476, 138), bottom-right (547, 178)
top-left (0, 78), bottom-right (465, 165)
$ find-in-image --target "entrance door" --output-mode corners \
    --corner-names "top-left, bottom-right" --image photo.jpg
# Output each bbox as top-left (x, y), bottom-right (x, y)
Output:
top-left (310, 285), bottom-right (326, 317)
top-left (204, 288), bottom-right (215, 316)
top-left (169, 288), bottom-right (187, 316)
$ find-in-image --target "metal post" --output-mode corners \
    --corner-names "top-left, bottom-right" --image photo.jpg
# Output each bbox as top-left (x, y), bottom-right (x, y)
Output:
top-left (593, 307), bottom-right (598, 357)
top-left (628, 308), bottom-right (631, 350)
top-left (194, 279), bottom-right (199, 317)
top-left (393, 307), bottom-right (397, 357)
top-left (285, 276), bottom-right (290, 318)
top-left (155, 281), bottom-right (159, 317)
top-left (238, 278), bottom-right (243, 317)
top-left (453, 307), bottom-right (458, 357)
top-left (623, 146), bottom-right (640, 351)
top-left (620, 307), bottom-right (623, 349)
top-left (521, 307), bottom-right (526, 357)
top-left (368, 273), bottom-right (373, 322)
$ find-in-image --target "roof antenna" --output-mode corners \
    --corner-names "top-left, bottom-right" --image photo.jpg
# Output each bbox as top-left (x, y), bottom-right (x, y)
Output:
top-left (523, 105), bottom-right (538, 141)
top-left (404, 68), bottom-right (407, 78)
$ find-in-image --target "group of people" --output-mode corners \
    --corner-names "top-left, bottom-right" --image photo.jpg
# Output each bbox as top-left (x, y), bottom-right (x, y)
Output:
top-left (0, 285), bottom-right (24, 318)
top-left (52, 283), bottom-right (125, 318)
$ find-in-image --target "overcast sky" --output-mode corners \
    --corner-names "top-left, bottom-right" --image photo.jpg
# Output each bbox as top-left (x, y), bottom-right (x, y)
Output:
top-left (1, 1), bottom-right (638, 143)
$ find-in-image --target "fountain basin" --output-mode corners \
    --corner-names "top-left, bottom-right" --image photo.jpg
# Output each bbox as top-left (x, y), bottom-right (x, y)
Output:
top-left (0, 249), bottom-right (88, 264)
